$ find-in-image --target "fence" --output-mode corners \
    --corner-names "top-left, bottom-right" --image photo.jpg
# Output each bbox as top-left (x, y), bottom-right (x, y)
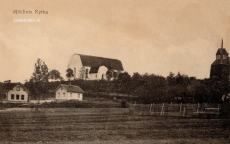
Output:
top-left (130, 103), bottom-right (222, 118)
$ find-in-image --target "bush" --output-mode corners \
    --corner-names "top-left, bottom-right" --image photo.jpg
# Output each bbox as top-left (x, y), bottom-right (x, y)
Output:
top-left (121, 99), bottom-right (127, 108)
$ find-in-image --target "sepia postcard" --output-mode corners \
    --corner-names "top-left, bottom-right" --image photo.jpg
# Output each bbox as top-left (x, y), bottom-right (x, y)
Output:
top-left (0, 0), bottom-right (230, 143)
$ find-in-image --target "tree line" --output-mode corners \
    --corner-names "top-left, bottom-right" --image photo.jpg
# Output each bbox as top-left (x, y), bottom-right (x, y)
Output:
top-left (24, 58), bottom-right (229, 104)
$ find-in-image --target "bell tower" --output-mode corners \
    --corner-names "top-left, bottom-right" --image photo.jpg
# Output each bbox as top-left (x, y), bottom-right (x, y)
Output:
top-left (210, 39), bottom-right (230, 81)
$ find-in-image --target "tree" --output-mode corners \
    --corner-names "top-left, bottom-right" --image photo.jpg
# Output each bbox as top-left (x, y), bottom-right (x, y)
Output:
top-left (166, 72), bottom-right (176, 86)
top-left (29, 58), bottom-right (49, 103)
top-left (131, 72), bottom-right (142, 90)
top-left (66, 68), bottom-right (74, 80)
top-left (49, 69), bottom-right (63, 81)
top-left (116, 72), bottom-right (132, 95)
top-left (106, 70), bottom-right (113, 81)
top-left (31, 58), bottom-right (49, 82)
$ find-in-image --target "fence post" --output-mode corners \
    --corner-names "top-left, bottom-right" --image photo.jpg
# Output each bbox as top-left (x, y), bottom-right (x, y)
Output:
top-left (150, 103), bottom-right (152, 112)
top-left (197, 103), bottom-right (199, 114)
top-left (183, 107), bottom-right (186, 117)
top-left (179, 102), bottom-right (182, 116)
top-left (160, 103), bottom-right (164, 116)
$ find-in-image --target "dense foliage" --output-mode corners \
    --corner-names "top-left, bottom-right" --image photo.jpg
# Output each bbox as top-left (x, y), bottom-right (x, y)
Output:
top-left (24, 58), bottom-right (229, 104)
top-left (25, 70), bottom-right (228, 104)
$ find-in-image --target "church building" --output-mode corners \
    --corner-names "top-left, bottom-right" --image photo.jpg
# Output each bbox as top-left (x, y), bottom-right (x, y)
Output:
top-left (210, 39), bottom-right (230, 82)
top-left (68, 54), bottom-right (124, 80)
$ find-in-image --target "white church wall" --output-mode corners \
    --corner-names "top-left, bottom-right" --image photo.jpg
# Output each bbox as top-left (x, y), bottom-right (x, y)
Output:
top-left (68, 54), bottom-right (83, 80)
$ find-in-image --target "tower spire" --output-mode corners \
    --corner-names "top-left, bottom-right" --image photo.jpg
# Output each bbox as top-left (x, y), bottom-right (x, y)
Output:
top-left (221, 38), bottom-right (223, 48)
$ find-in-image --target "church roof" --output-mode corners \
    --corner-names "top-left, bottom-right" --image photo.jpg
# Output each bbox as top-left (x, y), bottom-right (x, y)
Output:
top-left (216, 48), bottom-right (228, 55)
top-left (89, 67), bottom-right (99, 74)
top-left (211, 59), bottom-right (229, 65)
top-left (77, 54), bottom-right (124, 71)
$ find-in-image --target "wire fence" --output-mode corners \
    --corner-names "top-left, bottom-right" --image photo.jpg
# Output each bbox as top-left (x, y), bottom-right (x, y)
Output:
top-left (129, 103), bottom-right (223, 118)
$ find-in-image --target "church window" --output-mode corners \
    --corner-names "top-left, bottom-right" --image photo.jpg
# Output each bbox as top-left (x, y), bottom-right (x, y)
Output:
top-left (102, 74), bottom-right (104, 80)
top-left (74, 68), bottom-right (76, 78)
top-left (217, 55), bottom-right (221, 59)
top-left (85, 69), bottom-right (88, 78)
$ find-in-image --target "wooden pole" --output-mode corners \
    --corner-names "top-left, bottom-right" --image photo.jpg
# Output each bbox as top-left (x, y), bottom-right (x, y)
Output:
top-left (150, 103), bottom-right (152, 112)
top-left (197, 103), bottom-right (199, 114)
top-left (183, 107), bottom-right (185, 116)
top-left (157, 105), bottom-right (158, 113)
top-left (160, 103), bottom-right (164, 116)
top-left (179, 102), bottom-right (182, 115)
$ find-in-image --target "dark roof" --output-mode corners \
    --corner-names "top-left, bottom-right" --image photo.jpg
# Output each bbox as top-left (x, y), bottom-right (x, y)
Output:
top-left (0, 83), bottom-right (30, 93)
top-left (216, 48), bottom-right (228, 55)
top-left (77, 54), bottom-right (124, 71)
top-left (56, 84), bottom-right (84, 93)
top-left (89, 67), bottom-right (99, 74)
top-left (211, 59), bottom-right (229, 65)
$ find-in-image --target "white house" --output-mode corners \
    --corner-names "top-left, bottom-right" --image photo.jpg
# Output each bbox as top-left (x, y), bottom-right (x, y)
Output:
top-left (0, 82), bottom-right (30, 103)
top-left (55, 84), bottom-right (84, 101)
top-left (68, 54), bottom-right (124, 80)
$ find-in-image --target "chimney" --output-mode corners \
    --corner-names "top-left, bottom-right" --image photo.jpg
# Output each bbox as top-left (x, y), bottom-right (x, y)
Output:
top-left (4, 80), bottom-right (11, 83)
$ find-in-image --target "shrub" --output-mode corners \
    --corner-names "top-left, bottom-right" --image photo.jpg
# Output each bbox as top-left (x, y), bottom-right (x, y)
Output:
top-left (121, 99), bottom-right (127, 108)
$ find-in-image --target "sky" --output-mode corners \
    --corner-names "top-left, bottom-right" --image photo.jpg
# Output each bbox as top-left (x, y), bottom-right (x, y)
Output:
top-left (1, 0), bottom-right (230, 83)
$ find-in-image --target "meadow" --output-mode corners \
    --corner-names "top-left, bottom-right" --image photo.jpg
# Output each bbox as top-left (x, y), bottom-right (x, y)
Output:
top-left (0, 107), bottom-right (229, 144)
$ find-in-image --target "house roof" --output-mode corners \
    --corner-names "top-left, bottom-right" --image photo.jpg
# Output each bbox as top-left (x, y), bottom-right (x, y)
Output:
top-left (77, 54), bottom-right (124, 71)
top-left (56, 84), bottom-right (84, 93)
top-left (0, 83), bottom-right (30, 94)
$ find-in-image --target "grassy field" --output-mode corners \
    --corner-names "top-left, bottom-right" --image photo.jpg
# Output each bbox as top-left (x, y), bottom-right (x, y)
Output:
top-left (0, 107), bottom-right (229, 144)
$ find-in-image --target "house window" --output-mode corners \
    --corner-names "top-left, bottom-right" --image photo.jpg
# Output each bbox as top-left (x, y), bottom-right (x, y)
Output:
top-left (78, 93), bottom-right (80, 98)
top-left (58, 92), bottom-right (60, 97)
top-left (3, 94), bottom-right (7, 99)
top-left (63, 93), bottom-right (65, 97)
top-left (16, 86), bottom-right (20, 91)
top-left (21, 95), bottom-right (24, 100)
top-left (16, 95), bottom-right (19, 100)
top-left (11, 94), bottom-right (14, 99)
top-left (70, 93), bottom-right (72, 97)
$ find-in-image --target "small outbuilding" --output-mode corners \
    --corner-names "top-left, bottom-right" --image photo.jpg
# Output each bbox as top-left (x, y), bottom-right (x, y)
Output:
top-left (0, 82), bottom-right (30, 103)
top-left (55, 84), bottom-right (84, 101)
